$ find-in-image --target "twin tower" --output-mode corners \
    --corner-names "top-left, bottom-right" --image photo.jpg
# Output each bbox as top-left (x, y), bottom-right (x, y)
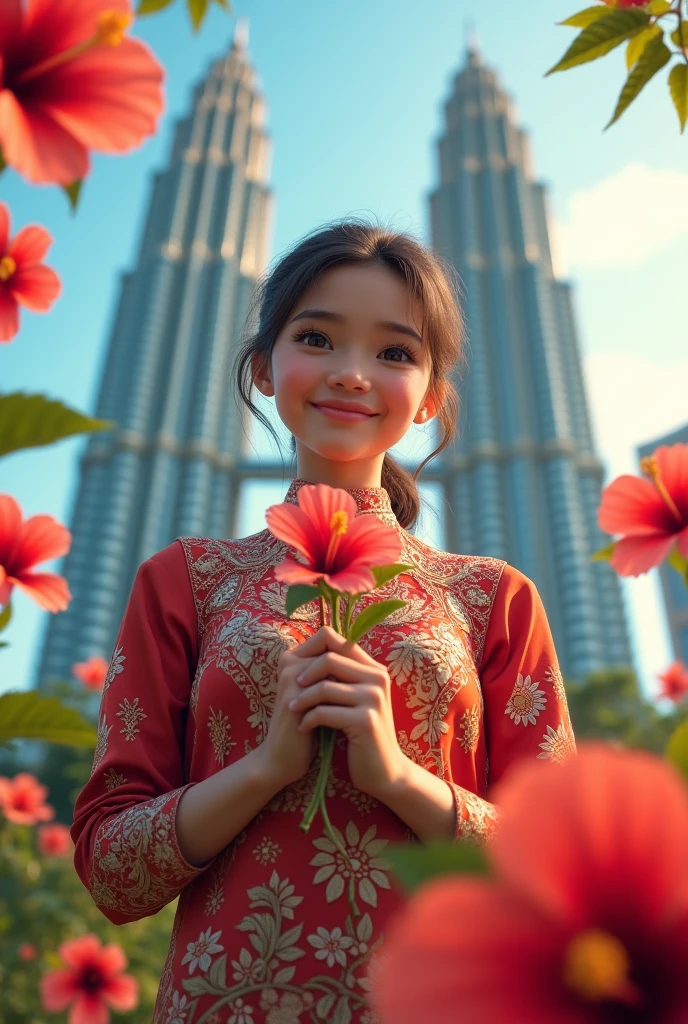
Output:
top-left (35, 23), bottom-right (634, 693)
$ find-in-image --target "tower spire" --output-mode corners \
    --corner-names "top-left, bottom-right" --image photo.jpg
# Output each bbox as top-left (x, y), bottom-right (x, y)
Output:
top-left (234, 14), bottom-right (249, 50)
top-left (465, 19), bottom-right (481, 65)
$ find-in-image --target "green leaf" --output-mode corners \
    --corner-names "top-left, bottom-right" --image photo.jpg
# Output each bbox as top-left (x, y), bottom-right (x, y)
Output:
top-left (0, 691), bottom-right (97, 747)
top-left (385, 840), bottom-right (490, 893)
top-left (212, 0), bottom-right (231, 8)
top-left (0, 392), bottom-right (116, 458)
top-left (665, 718), bottom-right (688, 783)
top-left (626, 24), bottom-right (663, 69)
top-left (347, 599), bottom-right (407, 644)
top-left (667, 544), bottom-right (688, 584)
top-left (590, 540), bottom-right (617, 562)
top-left (284, 584), bottom-right (322, 616)
top-left (647, 0), bottom-right (672, 13)
top-left (670, 24), bottom-right (688, 47)
top-left (669, 64), bottom-right (688, 132)
top-left (62, 179), bottom-right (83, 213)
top-left (137, 0), bottom-right (175, 13)
top-left (546, 8), bottom-right (651, 75)
top-left (186, 0), bottom-right (209, 31)
top-left (368, 562), bottom-right (416, 589)
top-left (605, 35), bottom-right (671, 128)
top-left (0, 600), bottom-right (12, 635)
top-left (0, 149), bottom-right (5, 175)
top-left (559, 6), bottom-right (613, 28)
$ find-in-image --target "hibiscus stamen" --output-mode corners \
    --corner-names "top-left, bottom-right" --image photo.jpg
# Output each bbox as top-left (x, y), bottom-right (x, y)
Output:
top-left (562, 928), bottom-right (643, 1007)
top-left (640, 455), bottom-right (683, 524)
top-left (0, 256), bottom-right (16, 282)
top-left (324, 510), bottom-right (349, 565)
top-left (13, 11), bottom-right (133, 88)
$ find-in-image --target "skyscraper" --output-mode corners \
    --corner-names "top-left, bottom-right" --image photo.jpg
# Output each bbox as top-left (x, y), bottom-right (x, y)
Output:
top-left (427, 43), bottom-right (634, 681)
top-left (638, 423), bottom-right (688, 665)
top-left (34, 20), bottom-right (274, 700)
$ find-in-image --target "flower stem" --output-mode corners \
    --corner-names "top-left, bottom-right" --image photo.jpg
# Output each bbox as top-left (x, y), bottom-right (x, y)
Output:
top-left (318, 771), bottom-right (361, 919)
top-left (299, 726), bottom-right (331, 833)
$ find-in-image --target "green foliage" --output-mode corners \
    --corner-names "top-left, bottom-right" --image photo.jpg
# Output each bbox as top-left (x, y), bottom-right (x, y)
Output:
top-left (566, 665), bottom-right (683, 754)
top-left (0, 392), bottom-right (115, 459)
top-left (606, 33), bottom-right (672, 128)
top-left (669, 63), bottom-right (688, 131)
top-left (547, 8), bottom-right (650, 75)
top-left (590, 540), bottom-right (616, 562)
top-left (666, 717), bottom-right (688, 781)
top-left (347, 599), bottom-right (407, 644)
top-left (0, 691), bottom-right (97, 748)
top-left (368, 563), bottom-right (416, 589)
top-left (284, 583), bottom-right (322, 616)
top-left (559, 7), bottom-right (612, 28)
top-left (668, 544), bottom-right (688, 583)
top-left (62, 180), bottom-right (83, 213)
top-left (0, 598), bottom-right (11, 638)
top-left (625, 23), bottom-right (664, 69)
top-left (136, 0), bottom-right (230, 27)
top-left (385, 840), bottom-right (490, 893)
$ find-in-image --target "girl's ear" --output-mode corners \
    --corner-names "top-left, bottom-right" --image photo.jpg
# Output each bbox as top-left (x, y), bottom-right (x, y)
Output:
top-left (414, 388), bottom-right (440, 424)
top-left (252, 354), bottom-right (274, 398)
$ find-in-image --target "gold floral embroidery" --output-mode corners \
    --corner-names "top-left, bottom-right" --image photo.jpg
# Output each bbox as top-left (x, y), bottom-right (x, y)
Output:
top-left (253, 837), bottom-right (281, 866)
top-left (505, 673), bottom-right (547, 726)
top-left (115, 696), bottom-right (147, 741)
top-left (457, 703), bottom-right (481, 753)
top-left (103, 767), bottom-right (127, 791)
top-left (446, 780), bottom-right (500, 845)
top-left (537, 722), bottom-right (577, 765)
top-left (102, 644), bottom-right (125, 695)
top-left (91, 712), bottom-right (112, 776)
top-left (208, 706), bottom-right (237, 766)
top-left (310, 822), bottom-right (391, 908)
top-left (544, 663), bottom-right (567, 703)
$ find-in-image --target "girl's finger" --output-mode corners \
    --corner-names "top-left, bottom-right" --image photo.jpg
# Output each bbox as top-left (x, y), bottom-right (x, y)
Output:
top-left (293, 624), bottom-right (374, 667)
top-left (297, 651), bottom-right (373, 687)
top-left (298, 704), bottom-right (363, 733)
top-left (289, 680), bottom-right (369, 714)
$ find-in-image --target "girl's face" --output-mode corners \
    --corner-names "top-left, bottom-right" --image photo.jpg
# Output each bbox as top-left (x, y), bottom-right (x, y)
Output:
top-left (253, 263), bottom-right (439, 489)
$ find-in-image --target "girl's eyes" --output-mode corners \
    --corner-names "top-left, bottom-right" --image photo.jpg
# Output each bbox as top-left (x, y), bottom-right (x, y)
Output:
top-left (291, 326), bottom-right (417, 364)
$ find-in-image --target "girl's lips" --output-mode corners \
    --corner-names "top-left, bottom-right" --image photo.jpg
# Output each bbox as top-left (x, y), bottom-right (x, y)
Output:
top-left (310, 403), bottom-right (377, 422)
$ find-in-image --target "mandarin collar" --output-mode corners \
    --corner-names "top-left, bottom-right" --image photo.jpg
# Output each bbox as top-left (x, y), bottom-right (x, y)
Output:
top-left (283, 478), bottom-right (399, 528)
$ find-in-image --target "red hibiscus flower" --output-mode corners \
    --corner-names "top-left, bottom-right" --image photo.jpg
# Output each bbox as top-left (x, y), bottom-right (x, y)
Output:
top-left (372, 743), bottom-right (688, 1024)
top-left (40, 934), bottom-right (139, 1024)
top-left (597, 444), bottom-right (688, 576)
top-left (0, 201), bottom-right (60, 341)
top-left (0, 772), bottom-right (55, 825)
top-left (657, 660), bottom-right (688, 704)
top-left (265, 482), bottom-right (402, 594)
top-left (38, 821), bottom-right (73, 856)
top-left (72, 654), bottom-right (109, 690)
top-left (0, 494), bottom-right (72, 611)
top-left (0, 0), bottom-right (164, 186)
top-left (19, 943), bottom-right (38, 960)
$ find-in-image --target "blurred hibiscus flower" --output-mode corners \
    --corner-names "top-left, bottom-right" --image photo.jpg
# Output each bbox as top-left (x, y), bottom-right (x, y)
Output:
top-left (372, 743), bottom-right (688, 1024)
top-left (0, 771), bottom-right (55, 824)
top-left (0, 201), bottom-right (60, 341)
top-left (657, 660), bottom-right (688, 705)
top-left (38, 821), bottom-right (73, 856)
top-left (597, 444), bottom-right (688, 577)
top-left (0, 0), bottom-right (164, 186)
top-left (0, 493), bottom-right (72, 612)
top-left (72, 654), bottom-right (109, 690)
top-left (40, 934), bottom-right (139, 1023)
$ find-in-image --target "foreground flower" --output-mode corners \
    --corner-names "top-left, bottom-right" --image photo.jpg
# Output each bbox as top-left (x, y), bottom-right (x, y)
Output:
top-left (0, 772), bottom-right (54, 825)
top-left (657, 660), bottom-right (688, 704)
top-left (265, 482), bottom-right (403, 594)
top-left (597, 444), bottom-right (688, 577)
top-left (72, 654), bottom-right (109, 690)
top-left (0, 0), bottom-right (164, 186)
top-left (0, 202), bottom-right (60, 341)
top-left (19, 943), bottom-right (38, 960)
top-left (38, 822), bottom-right (73, 857)
top-left (372, 743), bottom-right (688, 1023)
top-left (40, 934), bottom-right (138, 1023)
top-left (0, 494), bottom-right (72, 611)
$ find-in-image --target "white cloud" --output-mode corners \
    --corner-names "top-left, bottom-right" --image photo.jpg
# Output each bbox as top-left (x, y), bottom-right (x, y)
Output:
top-left (583, 351), bottom-right (688, 699)
top-left (552, 163), bottom-right (688, 273)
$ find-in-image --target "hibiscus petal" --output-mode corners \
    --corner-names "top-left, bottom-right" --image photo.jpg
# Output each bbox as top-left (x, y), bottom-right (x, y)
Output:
top-left (0, 493), bottom-right (23, 565)
top-left (0, 202), bottom-right (9, 254)
top-left (103, 972), bottom-right (138, 1011)
top-left (0, 92), bottom-right (89, 185)
top-left (656, 443), bottom-right (688, 522)
top-left (598, 473), bottom-right (676, 536)
top-left (23, 0), bottom-right (131, 56)
top-left (273, 559), bottom-right (323, 586)
top-left (11, 264), bottom-right (61, 312)
top-left (371, 878), bottom-right (582, 1024)
top-left (336, 513), bottom-right (402, 569)
top-left (610, 533), bottom-right (676, 576)
top-left (71, 992), bottom-right (109, 1024)
top-left (9, 224), bottom-right (53, 266)
top-left (676, 524), bottom-right (688, 559)
top-left (17, 512), bottom-right (71, 569)
top-left (59, 934), bottom-right (103, 970)
top-left (0, 0), bottom-right (21, 51)
top-left (296, 483), bottom-right (358, 539)
top-left (97, 942), bottom-right (128, 977)
top-left (489, 744), bottom-right (688, 934)
top-left (39, 968), bottom-right (79, 1011)
top-left (0, 285), bottom-right (19, 342)
top-left (323, 565), bottom-right (377, 594)
top-left (12, 570), bottom-right (71, 611)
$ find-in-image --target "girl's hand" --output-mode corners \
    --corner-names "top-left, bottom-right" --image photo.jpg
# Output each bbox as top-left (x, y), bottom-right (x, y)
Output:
top-left (259, 641), bottom-right (319, 790)
top-left (288, 624), bottom-right (409, 801)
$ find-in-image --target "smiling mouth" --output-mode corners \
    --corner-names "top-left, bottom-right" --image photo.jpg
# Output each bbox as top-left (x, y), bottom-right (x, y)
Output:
top-left (310, 403), bottom-right (377, 421)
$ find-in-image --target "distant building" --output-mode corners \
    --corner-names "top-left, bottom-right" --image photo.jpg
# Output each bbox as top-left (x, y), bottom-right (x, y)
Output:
top-left (637, 422), bottom-right (688, 665)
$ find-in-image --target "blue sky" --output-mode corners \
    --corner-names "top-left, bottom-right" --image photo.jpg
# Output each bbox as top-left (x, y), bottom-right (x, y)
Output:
top-left (1, 0), bottom-right (686, 702)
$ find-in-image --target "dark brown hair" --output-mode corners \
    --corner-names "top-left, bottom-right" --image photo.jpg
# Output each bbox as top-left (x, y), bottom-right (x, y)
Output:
top-left (231, 216), bottom-right (467, 530)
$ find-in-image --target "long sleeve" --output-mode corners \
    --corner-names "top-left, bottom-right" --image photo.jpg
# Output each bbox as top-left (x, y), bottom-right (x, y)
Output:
top-left (70, 539), bottom-right (215, 925)
top-left (446, 562), bottom-right (576, 845)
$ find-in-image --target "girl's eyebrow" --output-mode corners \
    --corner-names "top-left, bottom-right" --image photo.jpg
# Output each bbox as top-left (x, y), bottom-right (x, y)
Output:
top-left (289, 308), bottom-right (423, 345)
